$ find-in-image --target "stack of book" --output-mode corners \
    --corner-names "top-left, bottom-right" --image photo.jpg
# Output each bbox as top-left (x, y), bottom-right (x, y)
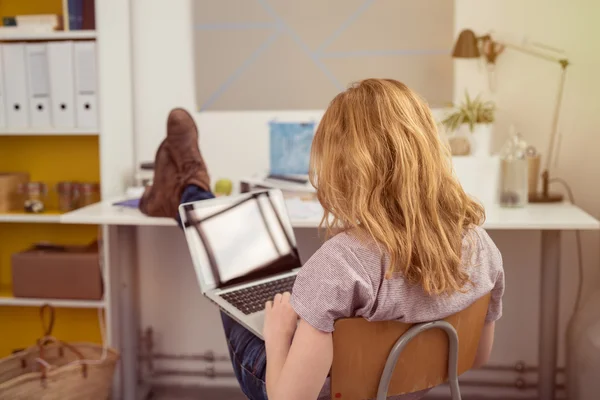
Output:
top-left (65, 0), bottom-right (96, 31)
top-left (0, 0), bottom-right (95, 33)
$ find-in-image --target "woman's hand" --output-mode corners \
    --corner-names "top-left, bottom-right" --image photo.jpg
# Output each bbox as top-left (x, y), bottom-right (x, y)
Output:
top-left (264, 292), bottom-right (298, 345)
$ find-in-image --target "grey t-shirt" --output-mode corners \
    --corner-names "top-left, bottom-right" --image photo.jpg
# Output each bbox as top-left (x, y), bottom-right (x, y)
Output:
top-left (290, 225), bottom-right (504, 400)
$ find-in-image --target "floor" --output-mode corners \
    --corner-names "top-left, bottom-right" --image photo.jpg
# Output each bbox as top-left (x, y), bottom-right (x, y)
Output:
top-left (150, 385), bottom-right (537, 400)
top-left (151, 385), bottom-right (246, 400)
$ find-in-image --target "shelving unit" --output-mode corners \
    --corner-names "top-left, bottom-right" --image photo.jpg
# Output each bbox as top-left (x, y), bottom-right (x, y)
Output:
top-left (0, 127), bottom-right (98, 136)
top-left (0, 295), bottom-right (105, 308)
top-left (0, 0), bottom-right (134, 396)
top-left (0, 30), bottom-right (96, 41)
top-left (0, 0), bottom-right (107, 361)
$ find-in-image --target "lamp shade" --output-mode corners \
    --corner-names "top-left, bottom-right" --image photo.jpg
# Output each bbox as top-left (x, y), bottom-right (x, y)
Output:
top-left (452, 29), bottom-right (480, 58)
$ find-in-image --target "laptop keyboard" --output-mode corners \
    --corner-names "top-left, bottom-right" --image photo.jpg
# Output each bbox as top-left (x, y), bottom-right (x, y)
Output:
top-left (220, 276), bottom-right (296, 315)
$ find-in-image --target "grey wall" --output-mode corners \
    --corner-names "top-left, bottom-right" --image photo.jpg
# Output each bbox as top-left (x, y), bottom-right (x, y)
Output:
top-left (194, 0), bottom-right (454, 110)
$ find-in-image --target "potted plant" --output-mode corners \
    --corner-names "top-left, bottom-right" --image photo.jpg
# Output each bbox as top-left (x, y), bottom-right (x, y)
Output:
top-left (442, 92), bottom-right (495, 157)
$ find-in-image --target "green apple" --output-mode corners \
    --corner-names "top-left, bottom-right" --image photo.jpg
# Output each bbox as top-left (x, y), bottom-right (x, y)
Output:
top-left (214, 179), bottom-right (233, 196)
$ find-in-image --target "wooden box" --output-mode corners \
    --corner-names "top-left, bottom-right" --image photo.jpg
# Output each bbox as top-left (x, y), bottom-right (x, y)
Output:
top-left (0, 172), bottom-right (29, 212)
top-left (11, 243), bottom-right (102, 300)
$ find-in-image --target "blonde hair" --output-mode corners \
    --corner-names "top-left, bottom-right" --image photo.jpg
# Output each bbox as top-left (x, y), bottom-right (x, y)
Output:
top-left (310, 79), bottom-right (485, 295)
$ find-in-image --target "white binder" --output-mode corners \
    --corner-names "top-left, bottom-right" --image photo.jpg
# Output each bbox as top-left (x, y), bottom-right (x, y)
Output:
top-left (2, 44), bottom-right (30, 128)
top-left (74, 41), bottom-right (98, 129)
top-left (0, 46), bottom-right (6, 128)
top-left (47, 41), bottom-right (76, 128)
top-left (25, 44), bottom-right (52, 127)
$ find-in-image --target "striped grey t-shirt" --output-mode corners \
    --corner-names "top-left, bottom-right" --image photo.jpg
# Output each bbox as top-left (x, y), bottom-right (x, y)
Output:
top-left (290, 225), bottom-right (504, 400)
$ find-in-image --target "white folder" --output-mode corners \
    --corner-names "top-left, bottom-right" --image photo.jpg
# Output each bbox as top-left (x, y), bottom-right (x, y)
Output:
top-left (2, 44), bottom-right (30, 128)
top-left (47, 41), bottom-right (76, 128)
top-left (0, 46), bottom-right (7, 128)
top-left (25, 44), bottom-right (52, 127)
top-left (74, 41), bottom-right (98, 129)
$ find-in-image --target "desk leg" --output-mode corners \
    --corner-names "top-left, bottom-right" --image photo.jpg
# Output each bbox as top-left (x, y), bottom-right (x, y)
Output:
top-left (107, 225), bottom-right (140, 400)
top-left (539, 230), bottom-right (560, 400)
top-left (120, 225), bottom-right (141, 400)
top-left (105, 225), bottom-right (121, 400)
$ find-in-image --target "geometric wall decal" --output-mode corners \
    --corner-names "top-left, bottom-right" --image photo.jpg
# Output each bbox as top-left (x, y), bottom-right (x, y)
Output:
top-left (193, 0), bottom-right (454, 110)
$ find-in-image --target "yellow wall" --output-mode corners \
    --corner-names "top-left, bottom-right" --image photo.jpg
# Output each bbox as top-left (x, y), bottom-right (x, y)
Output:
top-left (0, 136), bottom-right (100, 211)
top-left (0, 306), bottom-right (102, 354)
top-left (0, 223), bottom-right (99, 294)
top-left (0, 0), bottom-right (63, 24)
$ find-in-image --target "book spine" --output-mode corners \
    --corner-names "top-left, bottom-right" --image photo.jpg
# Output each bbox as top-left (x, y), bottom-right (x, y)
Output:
top-left (68, 0), bottom-right (77, 30)
top-left (75, 0), bottom-right (84, 30)
top-left (81, 0), bottom-right (95, 30)
top-left (62, 0), bottom-right (70, 30)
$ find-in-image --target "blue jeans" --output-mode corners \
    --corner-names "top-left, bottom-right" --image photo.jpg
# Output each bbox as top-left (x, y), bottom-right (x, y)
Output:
top-left (177, 185), bottom-right (216, 226)
top-left (221, 313), bottom-right (268, 400)
top-left (181, 186), bottom-right (268, 400)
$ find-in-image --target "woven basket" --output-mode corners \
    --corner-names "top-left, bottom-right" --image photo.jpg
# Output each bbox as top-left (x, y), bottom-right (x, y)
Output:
top-left (0, 305), bottom-right (119, 400)
top-left (0, 341), bottom-right (119, 400)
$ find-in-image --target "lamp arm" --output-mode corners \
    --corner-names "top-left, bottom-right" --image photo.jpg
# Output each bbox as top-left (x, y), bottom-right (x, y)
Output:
top-left (498, 42), bottom-right (569, 173)
top-left (502, 42), bottom-right (569, 68)
top-left (477, 35), bottom-right (569, 68)
top-left (477, 35), bottom-right (569, 176)
top-left (544, 67), bottom-right (568, 172)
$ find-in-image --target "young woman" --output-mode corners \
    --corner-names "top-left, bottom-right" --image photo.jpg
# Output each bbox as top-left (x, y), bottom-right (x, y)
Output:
top-left (140, 79), bottom-right (504, 400)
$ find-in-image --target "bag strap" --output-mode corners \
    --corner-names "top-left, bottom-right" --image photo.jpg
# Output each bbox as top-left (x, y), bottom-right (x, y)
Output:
top-left (32, 305), bottom-right (89, 380)
top-left (18, 305), bottom-right (56, 370)
top-left (40, 304), bottom-right (55, 337)
top-left (35, 337), bottom-right (89, 379)
top-left (36, 339), bottom-right (50, 380)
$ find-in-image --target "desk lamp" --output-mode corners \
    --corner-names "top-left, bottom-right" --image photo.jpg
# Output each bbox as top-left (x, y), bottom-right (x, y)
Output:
top-left (452, 29), bottom-right (569, 203)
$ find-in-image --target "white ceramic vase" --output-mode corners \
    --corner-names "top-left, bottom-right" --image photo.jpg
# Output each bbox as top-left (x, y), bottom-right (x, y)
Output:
top-left (468, 123), bottom-right (493, 157)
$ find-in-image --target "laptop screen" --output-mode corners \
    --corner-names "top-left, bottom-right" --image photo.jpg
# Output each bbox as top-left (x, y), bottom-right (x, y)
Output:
top-left (181, 190), bottom-right (301, 289)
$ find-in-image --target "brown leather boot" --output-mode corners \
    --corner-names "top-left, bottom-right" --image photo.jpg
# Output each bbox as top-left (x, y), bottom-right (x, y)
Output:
top-left (139, 108), bottom-right (211, 218)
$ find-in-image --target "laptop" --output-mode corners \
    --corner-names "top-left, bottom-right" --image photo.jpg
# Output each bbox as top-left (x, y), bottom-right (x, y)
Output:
top-left (179, 189), bottom-right (302, 339)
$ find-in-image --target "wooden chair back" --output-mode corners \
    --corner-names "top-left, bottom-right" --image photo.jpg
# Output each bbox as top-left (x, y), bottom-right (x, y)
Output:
top-left (331, 293), bottom-right (491, 400)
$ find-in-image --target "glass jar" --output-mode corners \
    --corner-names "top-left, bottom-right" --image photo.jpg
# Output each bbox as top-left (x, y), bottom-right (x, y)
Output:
top-left (18, 182), bottom-right (48, 213)
top-left (56, 181), bottom-right (78, 212)
top-left (76, 182), bottom-right (100, 207)
top-left (499, 158), bottom-right (528, 207)
top-left (499, 129), bottom-right (529, 207)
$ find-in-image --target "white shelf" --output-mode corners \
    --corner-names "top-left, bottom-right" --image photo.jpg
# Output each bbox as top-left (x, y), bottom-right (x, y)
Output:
top-left (0, 30), bottom-right (96, 41)
top-left (0, 296), bottom-right (105, 308)
top-left (0, 213), bottom-right (62, 223)
top-left (0, 127), bottom-right (98, 136)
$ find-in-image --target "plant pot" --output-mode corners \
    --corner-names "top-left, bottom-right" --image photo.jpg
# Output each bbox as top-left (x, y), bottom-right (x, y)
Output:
top-left (468, 123), bottom-right (493, 157)
top-left (455, 123), bottom-right (493, 157)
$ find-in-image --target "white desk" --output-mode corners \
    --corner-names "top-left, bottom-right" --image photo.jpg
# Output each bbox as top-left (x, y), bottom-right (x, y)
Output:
top-left (62, 198), bottom-right (600, 400)
top-left (61, 196), bottom-right (600, 230)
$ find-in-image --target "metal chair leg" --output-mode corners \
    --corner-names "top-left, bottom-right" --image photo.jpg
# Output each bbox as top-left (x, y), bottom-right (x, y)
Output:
top-left (376, 321), bottom-right (461, 400)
